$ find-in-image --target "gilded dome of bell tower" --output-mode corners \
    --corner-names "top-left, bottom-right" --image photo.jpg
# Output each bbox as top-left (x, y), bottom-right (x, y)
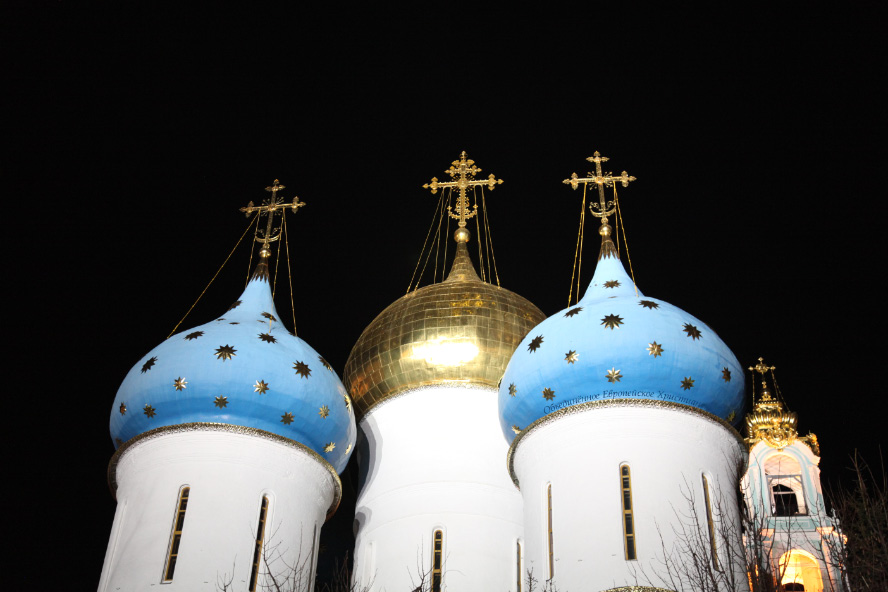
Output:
top-left (343, 152), bottom-right (546, 417)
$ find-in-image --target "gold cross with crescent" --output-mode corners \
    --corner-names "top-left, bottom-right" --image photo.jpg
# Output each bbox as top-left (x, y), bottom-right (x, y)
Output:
top-left (423, 151), bottom-right (503, 229)
top-left (563, 151), bottom-right (636, 225)
top-left (240, 179), bottom-right (305, 258)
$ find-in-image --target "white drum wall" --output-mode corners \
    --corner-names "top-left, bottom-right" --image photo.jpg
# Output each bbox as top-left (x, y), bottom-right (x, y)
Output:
top-left (513, 403), bottom-right (746, 592)
top-left (353, 386), bottom-right (524, 592)
top-left (99, 429), bottom-right (337, 592)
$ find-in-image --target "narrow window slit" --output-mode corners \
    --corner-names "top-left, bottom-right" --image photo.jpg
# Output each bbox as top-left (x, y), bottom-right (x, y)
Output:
top-left (620, 466), bottom-right (636, 560)
top-left (163, 487), bottom-right (190, 582)
top-left (431, 530), bottom-right (443, 592)
top-left (249, 496), bottom-right (270, 592)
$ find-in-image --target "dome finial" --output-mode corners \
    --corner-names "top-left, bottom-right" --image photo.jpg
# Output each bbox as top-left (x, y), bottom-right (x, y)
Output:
top-left (240, 180), bottom-right (306, 278)
top-left (564, 151), bottom-right (636, 260)
top-left (423, 151), bottom-right (504, 236)
top-left (744, 357), bottom-right (819, 453)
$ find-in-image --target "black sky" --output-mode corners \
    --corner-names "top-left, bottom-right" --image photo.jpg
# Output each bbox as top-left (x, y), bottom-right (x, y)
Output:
top-left (5, 4), bottom-right (885, 590)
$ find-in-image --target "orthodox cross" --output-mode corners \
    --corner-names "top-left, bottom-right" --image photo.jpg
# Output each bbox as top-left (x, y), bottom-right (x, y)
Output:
top-left (749, 357), bottom-right (776, 375)
top-left (423, 151), bottom-right (503, 228)
top-left (749, 357), bottom-right (777, 401)
top-left (563, 151), bottom-right (635, 225)
top-left (240, 179), bottom-right (305, 257)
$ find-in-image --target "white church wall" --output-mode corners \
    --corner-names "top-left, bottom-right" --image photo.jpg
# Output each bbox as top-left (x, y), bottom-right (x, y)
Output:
top-left (99, 429), bottom-right (337, 592)
top-left (512, 403), bottom-right (746, 592)
top-left (353, 385), bottom-right (524, 592)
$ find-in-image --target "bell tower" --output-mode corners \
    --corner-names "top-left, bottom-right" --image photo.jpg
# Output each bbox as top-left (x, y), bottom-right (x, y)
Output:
top-left (741, 358), bottom-right (846, 592)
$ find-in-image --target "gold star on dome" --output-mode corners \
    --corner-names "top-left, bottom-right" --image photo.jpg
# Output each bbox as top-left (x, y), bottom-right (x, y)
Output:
top-left (512, 425), bottom-right (521, 434)
top-left (141, 356), bottom-right (157, 373)
top-left (228, 300), bottom-right (242, 311)
top-left (528, 335), bottom-right (544, 352)
top-left (508, 383), bottom-right (517, 397)
top-left (542, 387), bottom-right (556, 401)
top-left (261, 312), bottom-right (277, 322)
top-left (119, 402), bottom-right (127, 415)
top-left (601, 314), bottom-right (624, 330)
top-left (214, 395), bottom-right (228, 408)
top-left (214, 345), bottom-right (237, 361)
top-left (345, 443), bottom-right (352, 454)
top-left (293, 361), bottom-right (311, 378)
top-left (174, 377), bottom-right (187, 391)
top-left (564, 307), bottom-right (583, 318)
top-left (680, 377), bottom-right (695, 390)
top-left (726, 410), bottom-right (736, 422)
top-left (254, 380), bottom-right (269, 394)
top-left (639, 300), bottom-right (659, 310)
top-left (185, 331), bottom-right (204, 341)
top-left (319, 405), bottom-right (330, 418)
top-left (606, 367), bottom-right (623, 383)
top-left (647, 342), bottom-right (664, 357)
top-left (281, 412), bottom-right (294, 425)
top-left (143, 404), bottom-right (156, 418)
top-left (565, 350), bottom-right (579, 364)
top-left (683, 323), bottom-right (702, 340)
top-left (343, 394), bottom-right (351, 410)
top-left (319, 356), bottom-right (333, 371)
top-left (604, 280), bottom-right (621, 289)
top-left (324, 442), bottom-right (336, 453)
top-left (258, 333), bottom-right (277, 344)
top-left (722, 367), bottom-right (732, 382)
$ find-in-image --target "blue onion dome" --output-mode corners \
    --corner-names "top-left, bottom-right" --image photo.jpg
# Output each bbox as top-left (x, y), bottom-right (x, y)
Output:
top-left (499, 223), bottom-right (744, 443)
top-left (110, 262), bottom-right (357, 473)
top-left (344, 231), bottom-right (546, 418)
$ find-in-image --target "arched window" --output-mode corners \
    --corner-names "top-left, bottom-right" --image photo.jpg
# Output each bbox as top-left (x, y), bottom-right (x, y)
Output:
top-left (249, 496), bottom-right (270, 592)
top-left (163, 486), bottom-right (190, 582)
top-left (765, 455), bottom-right (807, 516)
top-left (516, 540), bottom-right (523, 592)
top-left (620, 465), bottom-right (636, 560)
top-left (779, 549), bottom-right (823, 591)
top-left (431, 530), bottom-right (443, 592)
top-left (702, 474), bottom-right (719, 569)
top-left (547, 484), bottom-right (555, 578)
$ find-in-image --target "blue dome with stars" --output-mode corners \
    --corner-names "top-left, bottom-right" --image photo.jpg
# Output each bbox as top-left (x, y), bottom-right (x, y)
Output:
top-left (498, 230), bottom-right (744, 443)
top-left (110, 264), bottom-right (357, 473)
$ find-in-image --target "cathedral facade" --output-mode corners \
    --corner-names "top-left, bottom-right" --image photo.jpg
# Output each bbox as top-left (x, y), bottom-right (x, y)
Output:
top-left (98, 156), bottom-right (844, 592)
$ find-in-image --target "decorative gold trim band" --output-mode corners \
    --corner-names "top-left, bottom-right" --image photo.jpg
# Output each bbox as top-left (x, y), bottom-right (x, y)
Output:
top-left (107, 422), bottom-right (343, 520)
top-left (601, 587), bottom-right (676, 592)
top-left (506, 398), bottom-right (745, 488)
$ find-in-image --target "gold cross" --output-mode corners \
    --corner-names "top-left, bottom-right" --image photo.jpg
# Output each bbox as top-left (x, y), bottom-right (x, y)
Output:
top-left (749, 357), bottom-right (776, 375)
top-left (240, 180), bottom-right (305, 258)
top-left (423, 151), bottom-right (503, 228)
top-left (563, 151), bottom-right (635, 224)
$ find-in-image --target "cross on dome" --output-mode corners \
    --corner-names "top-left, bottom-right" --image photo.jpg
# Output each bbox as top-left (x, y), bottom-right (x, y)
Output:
top-left (563, 151), bottom-right (636, 228)
top-left (423, 151), bottom-right (503, 242)
top-left (240, 179), bottom-right (306, 259)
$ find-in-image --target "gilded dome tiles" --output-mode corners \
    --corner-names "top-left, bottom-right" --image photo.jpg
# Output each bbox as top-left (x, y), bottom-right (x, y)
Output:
top-left (343, 241), bottom-right (545, 418)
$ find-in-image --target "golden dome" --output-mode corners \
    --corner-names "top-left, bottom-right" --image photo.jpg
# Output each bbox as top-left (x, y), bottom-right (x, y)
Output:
top-left (344, 242), bottom-right (545, 418)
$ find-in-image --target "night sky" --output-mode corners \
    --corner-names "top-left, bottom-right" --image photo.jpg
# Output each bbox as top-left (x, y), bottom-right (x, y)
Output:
top-left (6, 5), bottom-right (884, 590)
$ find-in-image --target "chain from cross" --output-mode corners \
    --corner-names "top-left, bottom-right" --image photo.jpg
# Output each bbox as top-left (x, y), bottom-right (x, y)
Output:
top-left (563, 151), bottom-right (636, 224)
top-left (423, 151), bottom-right (503, 228)
top-left (240, 179), bottom-right (305, 256)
